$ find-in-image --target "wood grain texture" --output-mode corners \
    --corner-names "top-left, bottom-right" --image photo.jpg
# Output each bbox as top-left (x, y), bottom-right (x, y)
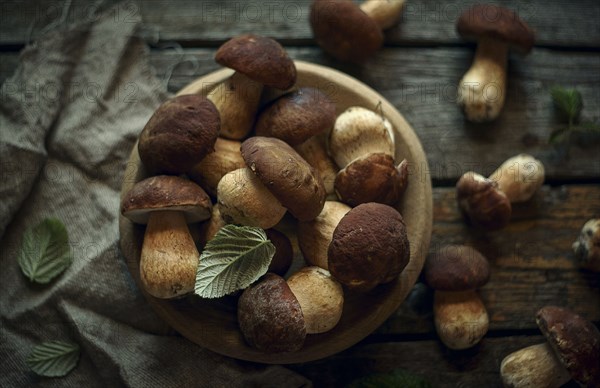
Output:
top-left (379, 185), bottom-right (600, 336)
top-left (1, 0), bottom-right (598, 47)
top-left (288, 336), bottom-right (584, 387)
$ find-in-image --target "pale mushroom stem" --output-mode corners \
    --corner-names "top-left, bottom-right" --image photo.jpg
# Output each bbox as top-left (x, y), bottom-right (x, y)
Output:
top-left (500, 343), bottom-right (571, 388)
top-left (207, 72), bottom-right (263, 140)
top-left (295, 136), bottom-right (338, 196)
top-left (457, 37), bottom-right (509, 123)
top-left (360, 0), bottom-right (406, 30)
top-left (488, 154), bottom-right (545, 203)
top-left (140, 210), bottom-right (200, 299)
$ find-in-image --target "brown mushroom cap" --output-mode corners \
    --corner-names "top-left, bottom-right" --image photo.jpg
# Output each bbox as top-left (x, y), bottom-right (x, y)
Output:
top-left (121, 175), bottom-right (212, 224)
top-left (424, 245), bottom-right (490, 291)
top-left (457, 5), bottom-right (535, 54)
top-left (265, 229), bottom-right (293, 276)
top-left (215, 34), bottom-right (297, 90)
top-left (237, 273), bottom-right (306, 353)
top-left (310, 0), bottom-right (384, 64)
top-left (536, 306), bottom-right (600, 386)
top-left (328, 203), bottom-right (410, 291)
top-left (138, 94), bottom-right (220, 174)
top-left (241, 137), bottom-right (326, 221)
top-left (456, 172), bottom-right (512, 230)
top-left (255, 87), bottom-right (336, 146)
top-left (335, 154), bottom-right (408, 207)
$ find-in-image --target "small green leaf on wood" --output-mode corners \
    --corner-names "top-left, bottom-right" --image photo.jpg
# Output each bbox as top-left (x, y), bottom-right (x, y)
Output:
top-left (347, 368), bottom-right (433, 388)
top-left (18, 218), bottom-right (72, 284)
top-left (195, 225), bottom-right (275, 299)
top-left (550, 86), bottom-right (582, 123)
top-left (549, 127), bottom-right (569, 145)
top-left (26, 341), bottom-right (80, 377)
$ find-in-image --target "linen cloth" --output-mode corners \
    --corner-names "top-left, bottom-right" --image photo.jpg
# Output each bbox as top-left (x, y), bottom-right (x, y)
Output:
top-left (0, 2), bottom-right (310, 386)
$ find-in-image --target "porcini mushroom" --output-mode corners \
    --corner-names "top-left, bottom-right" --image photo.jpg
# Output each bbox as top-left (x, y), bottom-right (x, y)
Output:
top-left (241, 137), bottom-right (326, 221)
top-left (572, 218), bottom-right (600, 272)
top-left (456, 5), bottom-right (535, 122)
top-left (238, 273), bottom-right (306, 353)
top-left (264, 229), bottom-right (293, 277)
top-left (255, 87), bottom-right (336, 146)
top-left (138, 94), bottom-right (220, 174)
top-left (209, 34), bottom-right (296, 139)
top-left (328, 202), bottom-right (410, 292)
top-left (457, 154), bottom-right (544, 230)
top-left (287, 266), bottom-right (344, 334)
top-left (187, 137), bottom-right (245, 197)
top-left (329, 106), bottom-right (408, 206)
top-left (297, 201), bottom-right (352, 270)
top-left (500, 306), bottom-right (600, 387)
top-left (424, 245), bottom-right (490, 350)
top-left (310, 0), bottom-right (405, 63)
top-left (121, 175), bottom-right (212, 299)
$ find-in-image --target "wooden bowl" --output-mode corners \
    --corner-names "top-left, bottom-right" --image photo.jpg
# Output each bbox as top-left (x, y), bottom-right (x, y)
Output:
top-left (119, 61), bottom-right (433, 364)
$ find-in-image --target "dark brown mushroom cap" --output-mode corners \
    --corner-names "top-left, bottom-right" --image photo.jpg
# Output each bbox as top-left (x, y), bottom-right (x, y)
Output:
top-left (241, 137), bottom-right (326, 221)
top-left (328, 203), bottom-right (410, 292)
top-left (335, 154), bottom-right (408, 207)
top-left (138, 94), bottom-right (219, 175)
top-left (121, 175), bottom-right (212, 224)
top-left (457, 5), bottom-right (535, 54)
top-left (456, 172), bottom-right (512, 230)
top-left (310, 0), bottom-right (384, 64)
top-left (255, 87), bottom-right (336, 146)
top-left (536, 306), bottom-right (600, 386)
top-left (424, 245), bottom-right (490, 291)
top-left (265, 229), bottom-right (293, 276)
top-left (215, 34), bottom-right (297, 90)
top-left (237, 273), bottom-right (306, 353)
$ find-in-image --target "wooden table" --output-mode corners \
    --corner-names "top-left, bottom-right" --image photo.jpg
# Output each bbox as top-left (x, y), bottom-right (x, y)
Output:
top-left (2, 1), bottom-right (598, 386)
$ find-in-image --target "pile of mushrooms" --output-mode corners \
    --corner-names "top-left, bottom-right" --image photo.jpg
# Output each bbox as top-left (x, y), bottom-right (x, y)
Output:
top-left (121, 34), bottom-right (413, 354)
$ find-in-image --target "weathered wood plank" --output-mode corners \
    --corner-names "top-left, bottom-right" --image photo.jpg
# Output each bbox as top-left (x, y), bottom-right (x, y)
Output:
top-left (2, 46), bottom-right (598, 180)
top-left (1, 0), bottom-right (599, 47)
top-left (379, 185), bottom-right (600, 336)
top-left (288, 336), bottom-right (585, 388)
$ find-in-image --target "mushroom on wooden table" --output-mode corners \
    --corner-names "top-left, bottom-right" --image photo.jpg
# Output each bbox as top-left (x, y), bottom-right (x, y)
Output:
top-left (456, 5), bottom-right (535, 122)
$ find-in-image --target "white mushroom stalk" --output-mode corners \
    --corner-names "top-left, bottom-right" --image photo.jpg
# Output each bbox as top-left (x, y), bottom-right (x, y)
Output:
top-left (500, 343), bottom-right (571, 388)
top-left (141, 210), bottom-right (200, 298)
top-left (360, 0), bottom-right (406, 30)
top-left (207, 73), bottom-right (263, 139)
top-left (457, 37), bottom-right (509, 123)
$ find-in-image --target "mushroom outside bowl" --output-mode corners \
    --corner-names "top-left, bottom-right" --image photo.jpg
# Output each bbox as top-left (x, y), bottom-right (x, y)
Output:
top-left (119, 61), bottom-right (433, 364)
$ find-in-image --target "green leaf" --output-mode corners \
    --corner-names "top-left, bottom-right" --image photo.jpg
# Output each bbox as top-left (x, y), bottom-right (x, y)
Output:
top-left (550, 86), bottom-right (582, 123)
top-left (549, 127), bottom-right (570, 144)
top-left (347, 369), bottom-right (433, 388)
top-left (195, 225), bottom-right (275, 299)
top-left (18, 218), bottom-right (72, 284)
top-left (26, 341), bottom-right (80, 377)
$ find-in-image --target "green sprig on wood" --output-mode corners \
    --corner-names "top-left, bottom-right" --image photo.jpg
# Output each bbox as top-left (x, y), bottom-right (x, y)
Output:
top-left (550, 86), bottom-right (600, 146)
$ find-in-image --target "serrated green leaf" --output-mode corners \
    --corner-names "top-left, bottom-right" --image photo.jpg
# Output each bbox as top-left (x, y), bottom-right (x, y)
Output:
top-left (347, 369), bottom-right (433, 388)
top-left (550, 86), bottom-right (582, 123)
top-left (26, 341), bottom-right (80, 377)
top-left (18, 218), bottom-right (72, 284)
top-left (195, 225), bottom-right (275, 299)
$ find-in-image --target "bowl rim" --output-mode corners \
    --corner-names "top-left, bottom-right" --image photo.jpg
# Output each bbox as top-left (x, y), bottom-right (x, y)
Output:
top-left (119, 60), bottom-right (433, 364)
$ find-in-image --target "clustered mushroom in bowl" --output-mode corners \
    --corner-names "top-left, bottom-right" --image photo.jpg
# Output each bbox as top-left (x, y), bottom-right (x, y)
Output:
top-left (119, 34), bottom-right (432, 364)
